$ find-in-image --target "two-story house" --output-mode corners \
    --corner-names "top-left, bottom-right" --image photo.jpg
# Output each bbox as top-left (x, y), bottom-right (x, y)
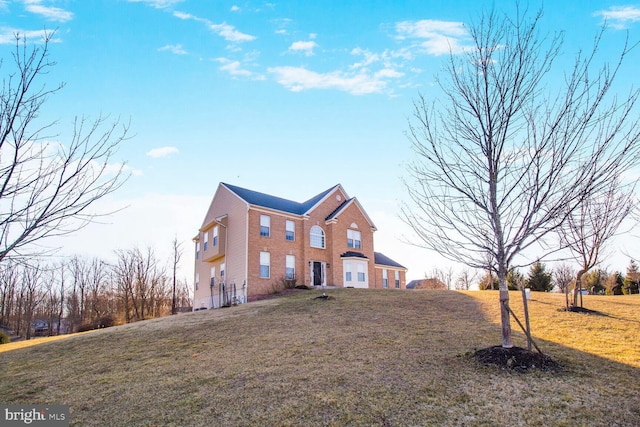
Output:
top-left (193, 183), bottom-right (407, 309)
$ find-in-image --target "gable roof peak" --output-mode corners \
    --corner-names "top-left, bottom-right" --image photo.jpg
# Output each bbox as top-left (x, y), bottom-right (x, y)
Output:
top-left (220, 182), bottom-right (346, 216)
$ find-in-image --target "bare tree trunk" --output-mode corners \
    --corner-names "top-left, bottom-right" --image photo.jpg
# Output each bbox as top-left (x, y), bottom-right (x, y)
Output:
top-left (402, 6), bottom-right (640, 348)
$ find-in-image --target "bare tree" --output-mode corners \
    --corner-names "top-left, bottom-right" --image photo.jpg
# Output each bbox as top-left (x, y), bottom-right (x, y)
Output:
top-left (171, 237), bottom-right (183, 315)
top-left (432, 267), bottom-right (454, 290)
top-left (0, 32), bottom-right (129, 263)
top-left (559, 179), bottom-right (635, 308)
top-left (402, 7), bottom-right (640, 347)
top-left (553, 263), bottom-right (575, 308)
top-left (455, 269), bottom-right (478, 290)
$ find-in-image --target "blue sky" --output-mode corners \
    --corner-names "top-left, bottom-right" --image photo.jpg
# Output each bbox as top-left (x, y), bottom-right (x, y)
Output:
top-left (2, 0), bottom-right (640, 283)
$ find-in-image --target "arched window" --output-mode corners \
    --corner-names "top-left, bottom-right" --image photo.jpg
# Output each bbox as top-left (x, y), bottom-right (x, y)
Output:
top-left (310, 225), bottom-right (325, 249)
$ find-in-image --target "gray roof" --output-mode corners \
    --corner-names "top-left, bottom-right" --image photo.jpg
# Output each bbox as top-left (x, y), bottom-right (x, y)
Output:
top-left (222, 182), bottom-right (339, 215)
top-left (340, 251), bottom-right (369, 259)
top-left (374, 252), bottom-right (407, 269)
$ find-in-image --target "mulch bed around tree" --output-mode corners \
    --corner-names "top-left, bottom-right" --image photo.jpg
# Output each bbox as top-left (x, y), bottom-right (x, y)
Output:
top-left (472, 346), bottom-right (563, 373)
top-left (561, 306), bottom-right (607, 316)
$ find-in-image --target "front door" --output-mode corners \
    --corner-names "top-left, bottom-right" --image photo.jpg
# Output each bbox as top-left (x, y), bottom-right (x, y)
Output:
top-left (312, 261), bottom-right (325, 287)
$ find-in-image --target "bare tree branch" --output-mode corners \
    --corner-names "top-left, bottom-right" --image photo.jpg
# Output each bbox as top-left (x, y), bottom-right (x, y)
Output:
top-left (0, 31), bottom-right (130, 262)
top-left (401, 6), bottom-right (640, 347)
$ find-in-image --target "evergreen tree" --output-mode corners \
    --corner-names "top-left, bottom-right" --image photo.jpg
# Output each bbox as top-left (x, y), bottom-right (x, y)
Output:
top-left (526, 262), bottom-right (553, 292)
top-left (623, 260), bottom-right (640, 295)
top-left (605, 272), bottom-right (624, 295)
top-left (582, 269), bottom-right (607, 295)
top-left (507, 269), bottom-right (524, 291)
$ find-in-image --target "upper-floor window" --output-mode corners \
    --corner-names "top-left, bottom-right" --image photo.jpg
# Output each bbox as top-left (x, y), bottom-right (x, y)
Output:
top-left (395, 270), bottom-right (400, 288)
top-left (382, 269), bottom-right (388, 288)
top-left (203, 231), bottom-right (209, 251)
top-left (286, 220), bottom-right (295, 241)
top-left (286, 255), bottom-right (295, 280)
top-left (347, 229), bottom-right (361, 249)
top-left (196, 241), bottom-right (200, 259)
top-left (213, 226), bottom-right (219, 246)
top-left (310, 225), bottom-right (325, 249)
top-left (260, 252), bottom-right (270, 278)
top-left (260, 215), bottom-right (270, 237)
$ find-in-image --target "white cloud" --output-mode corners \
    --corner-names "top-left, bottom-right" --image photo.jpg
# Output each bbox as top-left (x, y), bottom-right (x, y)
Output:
top-left (595, 6), bottom-right (640, 29)
top-left (0, 28), bottom-right (59, 44)
top-left (216, 57), bottom-right (265, 80)
top-left (146, 146), bottom-right (179, 158)
top-left (375, 68), bottom-right (404, 78)
top-left (209, 22), bottom-right (256, 42)
top-left (23, 0), bottom-right (73, 22)
top-left (350, 48), bottom-right (381, 68)
top-left (173, 11), bottom-right (255, 43)
top-left (127, 0), bottom-right (183, 9)
top-left (231, 5), bottom-right (240, 12)
top-left (288, 40), bottom-right (318, 56)
top-left (173, 10), bottom-right (192, 19)
top-left (268, 66), bottom-right (402, 95)
top-left (395, 19), bottom-right (468, 56)
top-left (158, 43), bottom-right (187, 55)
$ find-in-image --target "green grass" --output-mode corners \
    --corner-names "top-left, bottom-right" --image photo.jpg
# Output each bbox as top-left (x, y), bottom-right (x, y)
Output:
top-left (1, 289), bottom-right (639, 426)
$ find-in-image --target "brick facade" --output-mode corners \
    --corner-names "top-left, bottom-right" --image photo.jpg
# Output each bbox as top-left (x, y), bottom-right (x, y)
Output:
top-left (192, 183), bottom-right (407, 309)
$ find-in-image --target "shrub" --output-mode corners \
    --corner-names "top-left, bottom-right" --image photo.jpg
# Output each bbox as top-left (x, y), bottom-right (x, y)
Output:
top-left (0, 330), bottom-right (11, 344)
top-left (271, 276), bottom-right (297, 293)
top-left (77, 323), bottom-right (95, 333)
top-left (97, 315), bottom-right (115, 328)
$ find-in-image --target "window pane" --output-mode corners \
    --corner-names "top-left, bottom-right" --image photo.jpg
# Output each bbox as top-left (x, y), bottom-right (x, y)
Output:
top-left (260, 265), bottom-right (270, 278)
top-left (347, 230), bottom-right (361, 249)
top-left (310, 226), bottom-right (325, 248)
top-left (260, 252), bottom-right (270, 278)
top-left (260, 215), bottom-right (270, 237)
top-left (286, 268), bottom-right (295, 280)
top-left (286, 220), bottom-right (295, 241)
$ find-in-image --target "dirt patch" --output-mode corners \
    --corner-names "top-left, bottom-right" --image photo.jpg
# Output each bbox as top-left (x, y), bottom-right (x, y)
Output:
top-left (472, 345), bottom-right (563, 373)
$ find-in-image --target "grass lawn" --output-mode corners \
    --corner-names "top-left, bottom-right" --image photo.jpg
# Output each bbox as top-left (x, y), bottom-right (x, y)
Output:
top-left (1, 289), bottom-right (639, 426)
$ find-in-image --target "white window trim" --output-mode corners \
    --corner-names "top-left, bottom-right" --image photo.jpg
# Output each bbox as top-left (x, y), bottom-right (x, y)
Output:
top-left (260, 252), bottom-right (270, 279)
top-left (286, 255), bottom-right (295, 280)
top-left (286, 220), bottom-right (295, 241)
top-left (347, 229), bottom-right (362, 249)
top-left (260, 215), bottom-right (271, 237)
top-left (310, 225), bottom-right (325, 249)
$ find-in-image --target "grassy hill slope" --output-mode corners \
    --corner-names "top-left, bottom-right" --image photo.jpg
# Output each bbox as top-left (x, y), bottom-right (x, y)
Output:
top-left (1, 289), bottom-right (639, 426)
